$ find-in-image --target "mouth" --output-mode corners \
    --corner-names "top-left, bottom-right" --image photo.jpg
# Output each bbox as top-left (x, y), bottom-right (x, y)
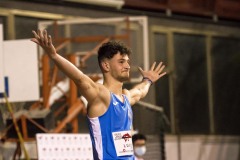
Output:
top-left (122, 70), bottom-right (130, 73)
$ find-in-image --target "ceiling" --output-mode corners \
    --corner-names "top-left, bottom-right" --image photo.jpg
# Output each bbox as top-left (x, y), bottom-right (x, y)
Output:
top-left (124, 0), bottom-right (240, 21)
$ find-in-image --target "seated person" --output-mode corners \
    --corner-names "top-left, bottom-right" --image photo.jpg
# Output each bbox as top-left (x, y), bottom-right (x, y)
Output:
top-left (132, 133), bottom-right (147, 160)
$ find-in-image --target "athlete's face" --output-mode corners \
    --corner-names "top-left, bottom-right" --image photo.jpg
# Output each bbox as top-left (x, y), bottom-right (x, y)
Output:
top-left (109, 52), bottom-right (130, 82)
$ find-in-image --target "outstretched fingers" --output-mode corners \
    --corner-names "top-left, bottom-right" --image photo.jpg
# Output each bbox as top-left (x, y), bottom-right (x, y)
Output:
top-left (43, 30), bottom-right (49, 46)
top-left (150, 62), bottom-right (156, 71)
top-left (152, 61), bottom-right (167, 78)
top-left (152, 62), bottom-right (166, 75)
top-left (31, 30), bottom-right (40, 44)
top-left (32, 30), bottom-right (40, 39)
top-left (138, 67), bottom-right (144, 75)
top-left (37, 29), bottom-right (43, 43)
top-left (48, 34), bottom-right (52, 46)
top-left (155, 62), bottom-right (163, 72)
top-left (31, 29), bottom-right (52, 47)
top-left (156, 62), bottom-right (165, 75)
top-left (159, 71), bottom-right (167, 78)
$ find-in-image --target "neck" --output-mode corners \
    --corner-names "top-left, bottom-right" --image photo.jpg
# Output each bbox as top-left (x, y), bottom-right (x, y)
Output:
top-left (103, 77), bottom-right (124, 96)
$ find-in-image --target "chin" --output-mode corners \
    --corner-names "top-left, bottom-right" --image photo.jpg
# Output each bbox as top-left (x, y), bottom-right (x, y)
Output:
top-left (119, 76), bottom-right (129, 82)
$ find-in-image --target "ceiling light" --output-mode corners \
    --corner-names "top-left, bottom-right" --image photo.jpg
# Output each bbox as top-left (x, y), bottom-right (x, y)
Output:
top-left (64, 0), bottom-right (125, 9)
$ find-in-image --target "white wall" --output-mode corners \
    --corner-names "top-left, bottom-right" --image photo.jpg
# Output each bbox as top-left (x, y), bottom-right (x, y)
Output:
top-left (1, 39), bottom-right (39, 102)
top-left (1, 135), bottom-right (238, 160)
top-left (0, 24), bottom-right (4, 93)
top-left (144, 135), bottom-right (239, 160)
top-left (0, 39), bottom-right (39, 103)
top-left (165, 135), bottom-right (239, 160)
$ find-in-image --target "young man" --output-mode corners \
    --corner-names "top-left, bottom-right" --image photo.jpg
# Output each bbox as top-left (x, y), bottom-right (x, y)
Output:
top-left (31, 29), bottom-right (166, 160)
top-left (132, 133), bottom-right (147, 160)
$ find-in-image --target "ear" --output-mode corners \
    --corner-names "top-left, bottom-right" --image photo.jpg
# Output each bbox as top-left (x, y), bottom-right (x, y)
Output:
top-left (101, 61), bottom-right (110, 72)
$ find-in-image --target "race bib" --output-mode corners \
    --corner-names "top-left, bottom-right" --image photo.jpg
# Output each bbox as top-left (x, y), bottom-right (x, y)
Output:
top-left (112, 130), bottom-right (133, 156)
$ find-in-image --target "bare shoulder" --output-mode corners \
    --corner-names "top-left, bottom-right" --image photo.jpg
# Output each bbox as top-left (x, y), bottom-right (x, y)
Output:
top-left (94, 83), bottom-right (111, 103)
top-left (123, 88), bottom-right (138, 106)
top-left (87, 83), bottom-right (111, 118)
top-left (123, 89), bottom-right (131, 99)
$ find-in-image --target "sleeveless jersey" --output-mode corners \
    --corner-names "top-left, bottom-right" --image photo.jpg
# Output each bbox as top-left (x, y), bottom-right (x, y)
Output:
top-left (88, 92), bottom-right (134, 160)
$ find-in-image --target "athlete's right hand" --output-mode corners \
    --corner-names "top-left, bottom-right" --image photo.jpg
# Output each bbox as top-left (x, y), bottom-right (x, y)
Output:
top-left (31, 29), bottom-right (57, 58)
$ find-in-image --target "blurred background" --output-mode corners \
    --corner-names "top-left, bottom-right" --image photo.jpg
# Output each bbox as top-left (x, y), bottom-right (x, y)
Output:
top-left (0, 0), bottom-right (239, 160)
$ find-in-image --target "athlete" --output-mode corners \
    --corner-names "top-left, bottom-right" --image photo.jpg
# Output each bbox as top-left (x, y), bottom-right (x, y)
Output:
top-left (31, 29), bottom-right (166, 160)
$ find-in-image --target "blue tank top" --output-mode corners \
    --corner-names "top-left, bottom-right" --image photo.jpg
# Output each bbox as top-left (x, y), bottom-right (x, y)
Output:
top-left (88, 92), bottom-right (134, 160)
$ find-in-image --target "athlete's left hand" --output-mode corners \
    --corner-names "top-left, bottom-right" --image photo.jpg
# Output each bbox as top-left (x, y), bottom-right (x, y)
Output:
top-left (138, 62), bottom-right (167, 83)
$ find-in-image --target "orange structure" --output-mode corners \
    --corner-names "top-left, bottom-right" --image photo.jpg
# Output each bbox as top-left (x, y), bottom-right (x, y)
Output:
top-left (2, 17), bottom-right (131, 144)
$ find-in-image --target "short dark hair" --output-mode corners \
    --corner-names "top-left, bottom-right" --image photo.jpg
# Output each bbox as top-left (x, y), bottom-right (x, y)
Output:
top-left (97, 41), bottom-right (131, 65)
top-left (132, 133), bottom-right (147, 144)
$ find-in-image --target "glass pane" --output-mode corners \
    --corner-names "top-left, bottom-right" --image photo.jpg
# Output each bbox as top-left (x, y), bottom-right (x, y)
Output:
top-left (174, 33), bottom-right (209, 134)
top-left (154, 33), bottom-right (171, 133)
top-left (15, 16), bottom-right (47, 39)
top-left (132, 106), bottom-right (165, 134)
top-left (212, 37), bottom-right (240, 135)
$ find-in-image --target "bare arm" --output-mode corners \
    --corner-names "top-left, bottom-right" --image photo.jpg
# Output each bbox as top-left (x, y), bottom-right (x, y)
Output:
top-left (31, 29), bottom-right (99, 102)
top-left (127, 62), bottom-right (166, 105)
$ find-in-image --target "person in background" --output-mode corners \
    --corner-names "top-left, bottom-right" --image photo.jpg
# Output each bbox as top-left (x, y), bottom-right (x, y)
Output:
top-left (132, 133), bottom-right (147, 160)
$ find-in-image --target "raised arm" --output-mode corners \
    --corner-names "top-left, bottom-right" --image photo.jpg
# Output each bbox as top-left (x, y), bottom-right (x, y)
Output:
top-left (31, 29), bottom-right (99, 102)
top-left (126, 62), bottom-right (166, 105)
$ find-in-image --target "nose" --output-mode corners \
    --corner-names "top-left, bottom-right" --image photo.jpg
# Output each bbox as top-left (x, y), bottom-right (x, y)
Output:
top-left (125, 62), bottom-right (130, 69)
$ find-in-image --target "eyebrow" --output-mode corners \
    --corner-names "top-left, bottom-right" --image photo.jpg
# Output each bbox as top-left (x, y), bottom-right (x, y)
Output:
top-left (118, 58), bottom-right (130, 61)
